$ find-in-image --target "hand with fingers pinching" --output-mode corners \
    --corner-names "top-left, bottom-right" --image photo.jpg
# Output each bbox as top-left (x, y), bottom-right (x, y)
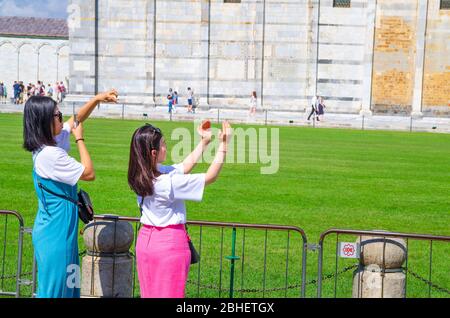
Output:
top-left (95, 89), bottom-right (118, 103)
top-left (197, 120), bottom-right (213, 144)
top-left (218, 121), bottom-right (233, 145)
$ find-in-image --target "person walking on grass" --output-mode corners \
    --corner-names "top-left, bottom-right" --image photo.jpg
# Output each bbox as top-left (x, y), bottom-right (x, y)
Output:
top-left (128, 120), bottom-right (232, 298)
top-left (22, 90), bottom-right (118, 298)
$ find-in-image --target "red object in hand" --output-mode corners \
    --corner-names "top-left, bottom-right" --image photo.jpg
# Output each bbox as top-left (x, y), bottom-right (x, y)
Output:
top-left (202, 120), bottom-right (211, 130)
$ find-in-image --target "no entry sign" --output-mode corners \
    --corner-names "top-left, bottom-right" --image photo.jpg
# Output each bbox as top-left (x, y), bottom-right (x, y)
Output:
top-left (338, 242), bottom-right (360, 259)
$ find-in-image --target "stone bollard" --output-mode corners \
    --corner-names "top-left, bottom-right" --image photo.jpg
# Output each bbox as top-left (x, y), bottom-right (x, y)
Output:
top-left (352, 235), bottom-right (407, 298)
top-left (81, 215), bottom-right (134, 298)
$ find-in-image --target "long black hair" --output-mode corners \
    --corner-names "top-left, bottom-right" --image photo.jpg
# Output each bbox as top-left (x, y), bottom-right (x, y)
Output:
top-left (128, 124), bottom-right (163, 197)
top-left (23, 96), bottom-right (58, 152)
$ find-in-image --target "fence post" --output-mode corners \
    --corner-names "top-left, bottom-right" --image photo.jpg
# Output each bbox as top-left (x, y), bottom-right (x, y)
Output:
top-left (225, 227), bottom-right (240, 298)
top-left (217, 108), bottom-right (220, 124)
top-left (410, 116), bottom-right (413, 133)
top-left (121, 104), bottom-right (124, 120)
top-left (81, 215), bottom-right (134, 298)
top-left (362, 115), bottom-right (365, 131)
top-left (265, 109), bottom-right (268, 126)
top-left (353, 236), bottom-right (406, 298)
top-left (15, 225), bottom-right (24, 298)
top-left (317, 244), bottom-right (323, 298)
top-left (301, 243), bottom-right (307, 298)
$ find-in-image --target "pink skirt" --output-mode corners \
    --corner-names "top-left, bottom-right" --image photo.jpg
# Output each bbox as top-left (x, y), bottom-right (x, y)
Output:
top-left (136, 224), bottom-right (191, 298)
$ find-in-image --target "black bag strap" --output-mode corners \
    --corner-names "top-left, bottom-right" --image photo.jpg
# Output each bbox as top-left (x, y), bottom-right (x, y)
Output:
top-left (138, 196), bottom-right (145, 217)
top-left (38, 182), bottom-right (80, 206)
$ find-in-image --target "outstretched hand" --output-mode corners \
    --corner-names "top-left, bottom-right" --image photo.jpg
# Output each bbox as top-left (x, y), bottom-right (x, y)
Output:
top-left (218, 121), bottom-right (232, 144)
top-left (197, 120), bottom-right (213, 143)
top-left (96, 89), bottom-right (118, 103)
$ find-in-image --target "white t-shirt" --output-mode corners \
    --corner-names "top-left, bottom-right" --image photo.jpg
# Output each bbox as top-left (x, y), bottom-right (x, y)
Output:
top-left (32, 122), bottom-right (85, 186)
top-left (137, 163), bottom-right (206, 227)
top-left (33, 146), bottom-right (84, 186)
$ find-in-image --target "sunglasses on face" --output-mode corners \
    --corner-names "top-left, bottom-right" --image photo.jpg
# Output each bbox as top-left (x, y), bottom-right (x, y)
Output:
top-left (54, 111), bottom-right (63, 123)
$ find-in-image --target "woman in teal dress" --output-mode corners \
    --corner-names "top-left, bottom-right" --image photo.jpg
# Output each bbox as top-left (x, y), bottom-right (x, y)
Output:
top-left (23, 91), bottom-right (117, 298)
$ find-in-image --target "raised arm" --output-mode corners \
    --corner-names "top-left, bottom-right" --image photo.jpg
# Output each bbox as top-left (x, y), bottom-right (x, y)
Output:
top-left (182, 120), bottom-right (213, 174)
top-left (66, 89), bottom-right (118, 129)
top-left (71, 123), bottom-right (95, 181)
top-left (205, 121), bottom-right (232, 186)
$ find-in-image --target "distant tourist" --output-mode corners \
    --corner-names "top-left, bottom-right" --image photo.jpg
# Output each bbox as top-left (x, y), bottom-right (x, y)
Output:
top-left (47, 84), bottom-right (54, 98)
top-left (26, 83), bottom-right (33, 100)
top-left (187, 87), bottom-right (194, 113)
top-left (19, 81), bottom-right (25, 103)
top-left (55, 82), bottom-right (61, 102)
top-left (307, 95), bottom-right (320, 122)
top-left (59, 82), bottom-right (67, 101)
top-left (13, 81), bottom-right (20, 104)
top-left (318, 96), bottom-right (326, 121)
top-left (249, 91), bottom-right (257, 116)
top-left (172, 91), bottom-right (179, 113)
top-left (167, 88), bottom-right (173, 113)
top-left (0, 82), bottom-right (4, 104)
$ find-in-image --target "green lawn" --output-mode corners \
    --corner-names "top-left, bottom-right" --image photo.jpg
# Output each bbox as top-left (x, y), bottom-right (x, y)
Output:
top-left (0, 113), bottom-right (449, 298)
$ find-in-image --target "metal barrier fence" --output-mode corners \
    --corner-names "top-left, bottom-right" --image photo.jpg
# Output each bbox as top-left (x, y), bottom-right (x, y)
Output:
top-left (317, 229), bottom-right (450, 298)
top-left (0, 210), bottom-right (36, 298)
top-left (83, 215), bottom-right (308, 298)
top-left (2, 210), bottom-right (450, 298)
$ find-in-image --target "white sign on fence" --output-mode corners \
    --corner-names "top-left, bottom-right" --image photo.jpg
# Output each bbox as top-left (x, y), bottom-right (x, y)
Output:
top-left (338, 242), bottom-right (360, 259)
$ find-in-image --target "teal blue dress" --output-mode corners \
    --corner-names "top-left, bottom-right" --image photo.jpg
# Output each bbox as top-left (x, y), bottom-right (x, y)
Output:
top-left (32, 155), bottom-right (80, 298)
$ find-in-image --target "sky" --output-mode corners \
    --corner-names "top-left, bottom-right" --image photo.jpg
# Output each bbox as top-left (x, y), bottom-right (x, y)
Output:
top-left (0, 0), bottom-right (68, 19)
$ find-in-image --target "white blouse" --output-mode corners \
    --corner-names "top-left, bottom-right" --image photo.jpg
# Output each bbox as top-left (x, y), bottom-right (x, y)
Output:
top-left (137, 163), bottom-right (206, 227)
top-left (33, 122), bottom-right (84, 186)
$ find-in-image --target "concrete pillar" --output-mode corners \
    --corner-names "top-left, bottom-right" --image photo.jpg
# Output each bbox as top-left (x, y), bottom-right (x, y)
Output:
top-left (145, 0), bottom-right (157, 107)
top-left (360, 0), bottom-right (377, 116)
top-left (352, 235), bottom-right (407, 298)
top-left (411, 0), bottom-right (429, 118)
top-left (203, 0), bottom-right (211, 107)
top-left (81, 216), bottom-right (134, 298)
top-left (309, 0), bottom-right (319, 99)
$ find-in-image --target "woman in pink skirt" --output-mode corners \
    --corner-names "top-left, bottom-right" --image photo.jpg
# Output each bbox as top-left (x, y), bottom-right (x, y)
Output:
top-left (128, 120), bottom-right (232, 298)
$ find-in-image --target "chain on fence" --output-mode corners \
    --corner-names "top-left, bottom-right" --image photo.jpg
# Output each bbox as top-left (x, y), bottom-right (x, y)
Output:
top-left (186, 264), bottom-right (450, 296)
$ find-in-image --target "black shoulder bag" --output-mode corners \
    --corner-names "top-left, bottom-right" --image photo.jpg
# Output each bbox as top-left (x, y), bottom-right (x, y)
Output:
top-left (185, 225), bottom-right (200, 265)
top-left (38, 182), bottom-right (94, 224)
top-left (138, 197), bottom-right (199, 264)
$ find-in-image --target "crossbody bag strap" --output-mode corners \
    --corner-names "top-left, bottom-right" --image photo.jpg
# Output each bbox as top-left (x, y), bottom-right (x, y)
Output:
top-left (38, 182), bottom-right (80, 206)
top-left (139, 196), bottom-right (145, 217)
